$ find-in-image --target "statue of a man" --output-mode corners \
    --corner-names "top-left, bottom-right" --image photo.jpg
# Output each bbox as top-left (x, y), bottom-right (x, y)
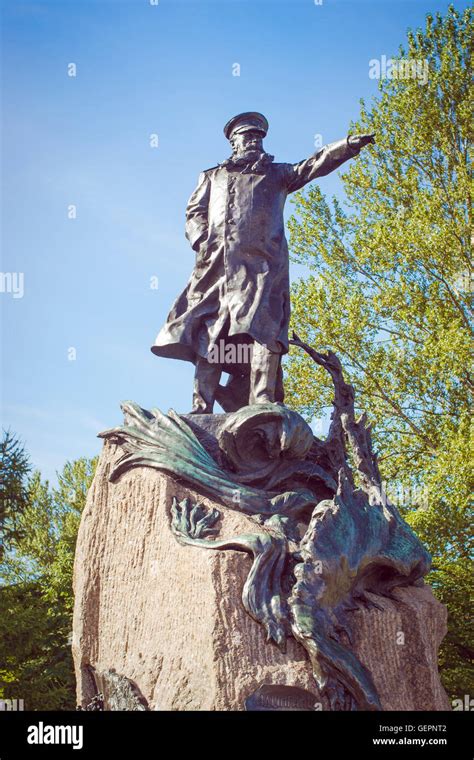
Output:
top-left (151, 112), bottom-right (374, 413)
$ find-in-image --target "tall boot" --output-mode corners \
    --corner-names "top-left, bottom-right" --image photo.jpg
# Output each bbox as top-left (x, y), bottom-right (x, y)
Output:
top-left (191, 357), bottom-right (222, 413)
top-left (249, 342), bottom-right (281, 405)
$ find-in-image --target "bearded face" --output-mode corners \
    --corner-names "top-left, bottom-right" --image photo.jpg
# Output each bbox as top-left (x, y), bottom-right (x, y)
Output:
top-left (222, 129), bottom-right (274, 174)
top-left (230, 129), bottom-right (265, 159)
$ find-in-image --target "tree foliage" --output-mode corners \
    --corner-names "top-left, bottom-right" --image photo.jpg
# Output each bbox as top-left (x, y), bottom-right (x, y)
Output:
top-left (286, 5), bottom-right (472, 698)
top-left (0, 430), bottom-right (31, 560)
top-left (0, 439), bottom-right (97, 710)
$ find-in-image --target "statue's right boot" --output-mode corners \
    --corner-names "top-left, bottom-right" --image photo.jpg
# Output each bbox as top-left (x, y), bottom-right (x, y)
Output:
top-left (190, 357), bottom-right (222, 413)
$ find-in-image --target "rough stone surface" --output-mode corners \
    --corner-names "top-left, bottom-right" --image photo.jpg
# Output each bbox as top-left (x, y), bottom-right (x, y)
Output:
top-left (72, 439), bottom-right (451, 711)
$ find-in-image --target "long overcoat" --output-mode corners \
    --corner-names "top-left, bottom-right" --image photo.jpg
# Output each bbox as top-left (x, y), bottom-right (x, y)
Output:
top-left (151, 138), bottom-right (359, 364)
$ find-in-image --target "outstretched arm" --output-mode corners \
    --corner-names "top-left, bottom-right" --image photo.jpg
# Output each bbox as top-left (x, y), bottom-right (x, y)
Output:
top-left (285, 133), bottom-right (375, 194)
top-left (185, 171), bottom-right (211, 251)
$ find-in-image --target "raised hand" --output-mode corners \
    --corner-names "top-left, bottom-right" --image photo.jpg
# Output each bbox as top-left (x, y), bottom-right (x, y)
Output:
top-left (348, 133), bottom-right (376, 150)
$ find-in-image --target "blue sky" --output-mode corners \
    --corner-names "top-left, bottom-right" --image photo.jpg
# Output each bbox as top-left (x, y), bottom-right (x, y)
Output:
top-left (1, 0), bottom-right (468, 483)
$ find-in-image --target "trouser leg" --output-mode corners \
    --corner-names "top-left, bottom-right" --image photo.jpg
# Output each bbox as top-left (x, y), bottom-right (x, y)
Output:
top-left (191, 357), bottom-right (221, 413)
top-left (249, 342), bottom-right (281, 405)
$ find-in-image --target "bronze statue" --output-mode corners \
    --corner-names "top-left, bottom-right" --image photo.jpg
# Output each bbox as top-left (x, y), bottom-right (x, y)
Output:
top-left (151, 112), bottom-right (374, 413)
top-left (95, 120), bottom-right (436, 713)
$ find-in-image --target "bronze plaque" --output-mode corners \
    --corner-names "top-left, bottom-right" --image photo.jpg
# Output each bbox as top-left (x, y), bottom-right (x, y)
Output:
top-left (244, 684), bottom-right (318, 711)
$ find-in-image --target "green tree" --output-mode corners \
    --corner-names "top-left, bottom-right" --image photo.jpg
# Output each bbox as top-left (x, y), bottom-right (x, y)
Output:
top-left (286, 5), bottom-right (473, 699)
top-left (0, 430), bottom-right (31, 560)
top-left (0, 454), bottom-right (97, 710)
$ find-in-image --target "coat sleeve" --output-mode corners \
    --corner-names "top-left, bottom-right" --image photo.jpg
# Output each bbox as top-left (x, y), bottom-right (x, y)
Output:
top-left (284, 137), bottom-right (360, 194)
top-left (185, 171), bottom-right (211, 251)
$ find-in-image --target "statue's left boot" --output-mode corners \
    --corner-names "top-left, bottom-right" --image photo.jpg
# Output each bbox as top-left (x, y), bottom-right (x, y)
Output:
top-left (249, 342), bottom-right (281, 404)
